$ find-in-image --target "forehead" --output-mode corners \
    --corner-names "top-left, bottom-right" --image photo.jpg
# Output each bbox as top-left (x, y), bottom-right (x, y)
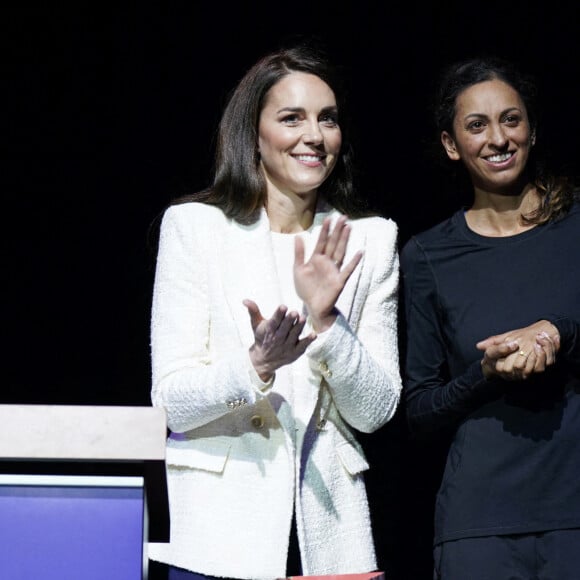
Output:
top-left (263, 71), bottom-right (337, 109)
top-left (455, 79), bottom-right (526, 116)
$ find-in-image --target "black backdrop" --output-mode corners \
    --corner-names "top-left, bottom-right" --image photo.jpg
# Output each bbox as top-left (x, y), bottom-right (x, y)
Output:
top-left (4, 2), bottom-right (580, 578)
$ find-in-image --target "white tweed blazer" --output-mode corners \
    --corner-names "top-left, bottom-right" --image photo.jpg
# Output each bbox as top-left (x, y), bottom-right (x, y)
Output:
top-left (148, 201), bottom-right (402, 579)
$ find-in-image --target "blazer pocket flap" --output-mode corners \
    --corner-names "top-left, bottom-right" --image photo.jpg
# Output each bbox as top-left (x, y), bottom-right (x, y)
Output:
top-left (336, 441), bottom-right (370, 475)
top-left (166, 440), bottom-right (231, 474)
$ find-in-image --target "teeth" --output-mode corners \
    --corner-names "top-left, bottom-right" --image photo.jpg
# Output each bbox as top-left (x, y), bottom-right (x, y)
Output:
top-left (295, 155), bottom-right (321, 162)
top-left (487, 153), bottom-right (512, 162)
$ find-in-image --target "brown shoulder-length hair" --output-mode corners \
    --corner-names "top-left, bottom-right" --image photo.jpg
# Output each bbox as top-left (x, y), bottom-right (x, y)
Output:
top-left (434, 56), bottom-right (577, 224)
top-left (172, 43), bottom-right (369, 223)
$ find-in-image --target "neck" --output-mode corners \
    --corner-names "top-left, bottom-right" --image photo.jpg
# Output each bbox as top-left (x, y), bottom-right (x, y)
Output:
top-left (266, 190), bottom-right (318, 233)
top-left (466, 183), bottom-right (541, 237)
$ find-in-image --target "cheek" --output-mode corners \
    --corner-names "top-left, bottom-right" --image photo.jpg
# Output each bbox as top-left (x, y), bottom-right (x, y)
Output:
top-left (257, 130), bottom-right (273, 153)
top-left (326, 131), bottom-right (342, 152)
top-left (258, 128), bottom-right (293, 155)
top-left (520, 131), bottom-right (533, 148)
top-left (457, 138), bottom-right (482, 159)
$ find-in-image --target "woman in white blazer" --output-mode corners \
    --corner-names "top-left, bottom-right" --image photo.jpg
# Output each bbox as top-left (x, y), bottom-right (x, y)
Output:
top-left (148, 43), bottom-right (402, 580)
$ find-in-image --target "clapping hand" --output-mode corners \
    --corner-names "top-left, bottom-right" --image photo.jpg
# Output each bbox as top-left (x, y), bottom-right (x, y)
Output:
top-left (243, 299), bottom-right (316, 382)
top-left (293, 215), bottom-right (363, 332)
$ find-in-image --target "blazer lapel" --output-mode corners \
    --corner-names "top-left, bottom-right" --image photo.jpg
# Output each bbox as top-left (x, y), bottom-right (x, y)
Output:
top-left (337, 220), bottom-right (367, 330)
top-left (220, 210), bottom-right (283, 347)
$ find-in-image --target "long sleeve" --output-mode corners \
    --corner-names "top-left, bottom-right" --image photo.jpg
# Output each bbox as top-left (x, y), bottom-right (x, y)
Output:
top-left (400, 237), bottom-right (501, 435)
top-left (306, 217), bottom-right (402, 433)
top-left (150, 205), bottom-right (270, 433)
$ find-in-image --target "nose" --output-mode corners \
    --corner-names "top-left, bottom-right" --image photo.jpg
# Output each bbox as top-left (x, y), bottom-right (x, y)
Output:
top-left (302, 120), bottom-right (323, 145)
top-left (489, 123), bottom-right (508, 149)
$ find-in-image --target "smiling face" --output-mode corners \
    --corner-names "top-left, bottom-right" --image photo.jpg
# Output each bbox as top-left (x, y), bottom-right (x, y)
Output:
top-left (441, 78), bottom-right (535, 195)
top-left (257, 71), bottom-right (341, 201)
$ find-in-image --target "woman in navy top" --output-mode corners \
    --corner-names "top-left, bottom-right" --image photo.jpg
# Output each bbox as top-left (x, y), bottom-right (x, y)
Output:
top-left (401, 57), bottom-right (580, 579)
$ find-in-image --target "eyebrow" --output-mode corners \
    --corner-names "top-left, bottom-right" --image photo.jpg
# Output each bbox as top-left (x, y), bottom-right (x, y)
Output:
top-left (464, 106), bottom-right (522, 120)
top-left (275, 105), bottom-right (339, 114)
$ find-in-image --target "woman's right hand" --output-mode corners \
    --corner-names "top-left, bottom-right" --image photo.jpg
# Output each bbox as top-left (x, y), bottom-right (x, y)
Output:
top-left (294, 215), bottom-right (363, 332)
top-left (243, 299), bottom-right (317, 382)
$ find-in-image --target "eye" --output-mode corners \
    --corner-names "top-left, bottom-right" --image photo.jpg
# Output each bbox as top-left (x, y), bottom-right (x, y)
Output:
top-left (467, 120), bottom-right (485, 132)
top-left (503, 114), bottom-right (521, 126)
top-left (320, 112), bottom-right (339, 127)
top-left (280, 113), bottom-right (301, 125)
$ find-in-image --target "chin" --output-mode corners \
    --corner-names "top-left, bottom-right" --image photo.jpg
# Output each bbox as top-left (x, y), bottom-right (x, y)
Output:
top-left (293, 181), bottom-right (326, 193)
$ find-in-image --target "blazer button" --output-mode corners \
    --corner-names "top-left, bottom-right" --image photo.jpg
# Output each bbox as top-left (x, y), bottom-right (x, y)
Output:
top-left (319, 361), bottom-right (332, 378)
top-left (251, 415), bottom-right (265, 429)
top-left (226, 397), bottom-right (248, 410)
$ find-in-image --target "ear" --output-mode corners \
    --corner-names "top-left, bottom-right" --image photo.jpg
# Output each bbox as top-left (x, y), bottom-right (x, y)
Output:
top-left (441, 131), bottom-right (460, 161)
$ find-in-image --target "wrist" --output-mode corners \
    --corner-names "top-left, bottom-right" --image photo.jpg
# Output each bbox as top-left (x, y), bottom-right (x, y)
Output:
top-left (308, 307), bottom-right (339, 333)
top-left (248, 347), bottom-right (275, 382)
top-left (480, 358), bottom-right (494, 379)
top-left (537, 319), bottom-right (561, 350)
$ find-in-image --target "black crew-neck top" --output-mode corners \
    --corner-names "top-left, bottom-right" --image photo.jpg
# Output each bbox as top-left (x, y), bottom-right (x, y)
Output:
top-left (401, 201), bottom-right (580, 544)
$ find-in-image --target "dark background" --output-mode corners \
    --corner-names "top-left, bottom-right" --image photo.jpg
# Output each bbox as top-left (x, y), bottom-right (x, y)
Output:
top-left (4, 2), bottom-right (580, 578)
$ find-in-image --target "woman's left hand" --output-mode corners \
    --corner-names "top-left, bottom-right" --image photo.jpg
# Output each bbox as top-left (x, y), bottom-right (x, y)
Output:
top-left (477, 320), bottom-right (560, 381)
top-left (294, 215), bottom-right (363, 332)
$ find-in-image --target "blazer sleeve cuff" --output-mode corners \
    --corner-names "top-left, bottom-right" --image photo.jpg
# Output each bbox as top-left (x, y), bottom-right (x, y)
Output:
top-left (245, 351), bottom-right (275, 394)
